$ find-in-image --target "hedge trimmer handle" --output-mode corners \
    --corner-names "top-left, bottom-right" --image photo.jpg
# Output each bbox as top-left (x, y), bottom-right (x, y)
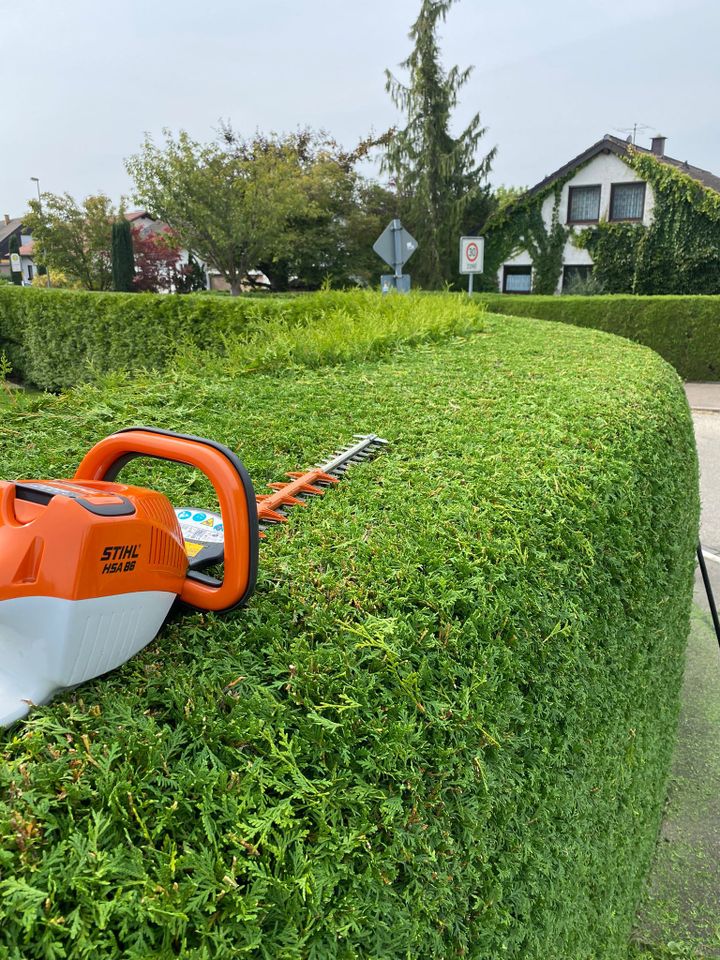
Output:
top-left (74, 427), bottom-right (258, 613)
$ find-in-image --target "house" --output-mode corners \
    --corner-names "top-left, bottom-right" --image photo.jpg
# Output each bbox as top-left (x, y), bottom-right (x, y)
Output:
top-left (0, 215), bottom-right (34, 282)
top-left (495, 134), bottom-right (720, 294)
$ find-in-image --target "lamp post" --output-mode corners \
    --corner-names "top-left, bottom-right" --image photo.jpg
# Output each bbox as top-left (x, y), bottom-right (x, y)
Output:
top-left (30, 177), bottom-right (51, 288)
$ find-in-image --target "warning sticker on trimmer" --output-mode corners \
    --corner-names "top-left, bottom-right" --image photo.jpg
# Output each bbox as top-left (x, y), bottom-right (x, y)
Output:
top-left (174, 508), bottom-right (225, 543)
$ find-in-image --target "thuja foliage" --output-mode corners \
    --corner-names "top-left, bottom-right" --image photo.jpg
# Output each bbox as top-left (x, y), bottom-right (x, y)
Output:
top-left (481, 292), bottom-right (720, 381)
top-left (0, 308), bottom-right (698, 958)
top-left (111, 219), bottom-right (135, 292)
top-left (0, 286), bottom-right (481, 390)
top-left (384, 0), bottom-right (495, 288)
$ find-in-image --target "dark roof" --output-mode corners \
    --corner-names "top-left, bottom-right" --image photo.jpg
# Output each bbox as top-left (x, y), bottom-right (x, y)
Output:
top-left (527, 134), bottom-right (720, 198)
top-left (0, 217), bottom-right (23, 246)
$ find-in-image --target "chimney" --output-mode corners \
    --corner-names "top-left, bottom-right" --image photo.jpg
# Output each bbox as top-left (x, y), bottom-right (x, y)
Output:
top-left (651, 135), bottom-right (666, 157)
top-left (3, 214), bottom-right (9, 225)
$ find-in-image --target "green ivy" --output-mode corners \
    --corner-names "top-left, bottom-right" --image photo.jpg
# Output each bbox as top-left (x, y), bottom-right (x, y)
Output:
top-left (572, 151), bottom-right (720, 294)
top-left (575, 222), bottom-right (644, 293)
top-left (484, 180), bottom-right (574, 294)
top-left (486, 148), bottom-right (720, 295)
top-left (524, 190), bottom-right (568, 293)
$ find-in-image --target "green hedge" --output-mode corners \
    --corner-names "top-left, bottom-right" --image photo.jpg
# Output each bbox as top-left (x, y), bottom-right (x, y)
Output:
top-left (0, 287), bottom-right (483, 391)
top-left (0, 313), bottom-right (698, 958)
top-left (0, 286), bottom-right (271, 389)
top-left (480, 292), bottom-right (720, 381)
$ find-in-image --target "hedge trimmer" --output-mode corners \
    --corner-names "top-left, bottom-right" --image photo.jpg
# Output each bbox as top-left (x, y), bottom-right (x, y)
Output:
top-left (0, 427), bottom-right (387, 727)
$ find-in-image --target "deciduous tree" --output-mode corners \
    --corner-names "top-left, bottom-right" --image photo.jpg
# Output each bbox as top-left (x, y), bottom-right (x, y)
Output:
top-left (126, 130), bottom-right (308, 296)
top-left (131, 225), bottom-right (182, 293)
top-left (128, 126), bottom-right (394, 293)
top-left (25, 193), bottom-right (119, 290)
top-left (236, 128), bottom-right (394, 290)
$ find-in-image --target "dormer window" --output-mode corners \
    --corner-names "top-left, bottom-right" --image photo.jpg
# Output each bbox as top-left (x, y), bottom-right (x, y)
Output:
top-left (567, 185), bottom-right (601, 224)
top-left (610, 182), bottom-right (646, 222)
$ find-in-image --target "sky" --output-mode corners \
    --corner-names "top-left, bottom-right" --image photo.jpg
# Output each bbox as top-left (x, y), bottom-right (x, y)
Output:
top-left (1, 0), bottom-right (719, 216)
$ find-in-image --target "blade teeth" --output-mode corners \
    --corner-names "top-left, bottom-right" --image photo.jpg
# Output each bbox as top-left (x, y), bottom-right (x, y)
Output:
top-left (258, 434), bottom-right (387, 533)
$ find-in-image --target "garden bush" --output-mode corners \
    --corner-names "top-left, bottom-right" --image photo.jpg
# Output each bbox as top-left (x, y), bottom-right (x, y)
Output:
top-left (0, 287), bottom-right (480, 390)
top-left (481, 293), bottom-right (720, 381)
top-left (0, 311), bottom-right (698, 958)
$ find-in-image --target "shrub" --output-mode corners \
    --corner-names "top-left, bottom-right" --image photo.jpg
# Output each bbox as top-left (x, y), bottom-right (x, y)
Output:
top-left (30, 269), bottom-right (79, 289)
top-left (480, 293), bottom-right (720, 380)
top-left (0, 312), bottom-right (698, 958)
top-left (0, 287), bottom-right (482, 391)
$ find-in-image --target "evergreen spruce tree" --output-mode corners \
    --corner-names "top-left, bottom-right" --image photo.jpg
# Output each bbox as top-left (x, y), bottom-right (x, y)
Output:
top-left (111, 219), bottom-right (135, 292)
top-left (8, 234), bottom-right (22, 285)
top-left (384, 0), bottom-right (495, 288)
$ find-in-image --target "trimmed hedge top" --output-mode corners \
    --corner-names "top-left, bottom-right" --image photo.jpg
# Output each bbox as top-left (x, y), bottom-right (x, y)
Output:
top-left (481, 292), bottom-right (720, 381)
top-left (0, 287), bottom-right (482, 390)
top-left (0, 310), bottom-right (699, 958)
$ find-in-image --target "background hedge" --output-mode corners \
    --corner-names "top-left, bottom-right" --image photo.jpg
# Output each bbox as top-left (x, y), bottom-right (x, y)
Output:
top-left (0, 287), bottom-right (480, 391)
top-left (0, 306), bottom-right (699, 958)
top-left (480, 292), bottom-right (720, 381)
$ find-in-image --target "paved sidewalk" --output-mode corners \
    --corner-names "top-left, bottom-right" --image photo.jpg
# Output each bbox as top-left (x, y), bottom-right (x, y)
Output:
top-left (634, 605), bottom-right (720, 956)
top-left (686, 382), bottom-right (720, 413)
top-left (633, 393), bottom-right (720, 957)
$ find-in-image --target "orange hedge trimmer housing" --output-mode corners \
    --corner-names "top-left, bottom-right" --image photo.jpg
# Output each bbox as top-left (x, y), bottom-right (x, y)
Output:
top-left (0, 427), bottom-right (386, 727)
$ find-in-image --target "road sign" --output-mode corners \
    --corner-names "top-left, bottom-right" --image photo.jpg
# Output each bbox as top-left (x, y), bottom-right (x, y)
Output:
top-left (459, 236), bottom-right (484, 274)
top-left (373, 219), bottom-right (417, 277)
top-left (9, 253), bottom-right (21, 273)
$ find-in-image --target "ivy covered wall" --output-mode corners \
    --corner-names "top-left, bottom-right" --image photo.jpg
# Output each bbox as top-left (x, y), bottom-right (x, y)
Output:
top-left (483, 179), bottom-right (573, 294)
top-left (484, 148), bottom-right (720, 295)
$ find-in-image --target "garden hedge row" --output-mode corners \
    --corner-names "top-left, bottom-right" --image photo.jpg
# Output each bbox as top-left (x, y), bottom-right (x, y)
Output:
top-left (0, 287), bottom-right (479, 391)
top-left (0, 286), bottom-right (324, 390)
top-left (0, 312), bottom-right (698, 958)
top-left (480, 293), bottom-right (720, 381)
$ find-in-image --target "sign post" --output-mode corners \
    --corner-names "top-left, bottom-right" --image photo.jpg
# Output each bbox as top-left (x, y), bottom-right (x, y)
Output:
top-left (373, 219), bottom-right (417, 293)
top-left (459, 236), bottom-right (484, 294)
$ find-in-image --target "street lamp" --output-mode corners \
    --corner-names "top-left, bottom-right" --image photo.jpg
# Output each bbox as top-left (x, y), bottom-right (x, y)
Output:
top-left (30, 176), bottom-right (51, 288)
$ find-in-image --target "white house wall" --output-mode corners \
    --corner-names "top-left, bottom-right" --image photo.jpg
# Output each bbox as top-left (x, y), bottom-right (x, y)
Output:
top-left (497, 150), bottom-right (655, 293)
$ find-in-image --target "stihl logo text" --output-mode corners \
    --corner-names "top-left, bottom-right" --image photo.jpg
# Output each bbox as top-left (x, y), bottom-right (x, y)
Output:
top-left (100, 544), bottom-right (140, 574)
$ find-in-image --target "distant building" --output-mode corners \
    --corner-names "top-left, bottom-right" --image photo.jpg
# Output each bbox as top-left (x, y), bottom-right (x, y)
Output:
top-left (495, 134), bottom-right (720, 294)
top-left (0, 215), bottom-right (35, 282)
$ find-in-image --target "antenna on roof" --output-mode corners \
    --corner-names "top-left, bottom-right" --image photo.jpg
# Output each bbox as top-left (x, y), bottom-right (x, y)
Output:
top-left (613, 122), bottom-right (654, 146)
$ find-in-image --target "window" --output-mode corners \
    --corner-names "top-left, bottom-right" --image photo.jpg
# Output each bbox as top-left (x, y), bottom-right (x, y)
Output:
top-left (503, 265), bottom-right (532, 293)
top-left (27, 264), bottom-right (33, 281)
top-left (562, 265), bottom-right (592, 293)
top-left (567, 185), bottom-right (601, 224)
top-left (610, 182), bottom-right (645, 221)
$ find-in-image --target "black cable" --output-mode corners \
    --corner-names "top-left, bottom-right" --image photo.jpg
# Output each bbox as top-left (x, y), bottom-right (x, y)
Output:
top-left (697, 544), bottom-right (720, 649)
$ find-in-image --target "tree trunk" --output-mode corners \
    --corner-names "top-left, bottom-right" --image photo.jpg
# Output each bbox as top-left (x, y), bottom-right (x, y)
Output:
top-left (229, 281), bottom-right (242, 296)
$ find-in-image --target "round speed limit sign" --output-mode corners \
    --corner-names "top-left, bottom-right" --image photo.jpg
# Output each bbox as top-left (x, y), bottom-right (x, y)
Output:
top-left (460, 236), bottom-right (484, 274)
